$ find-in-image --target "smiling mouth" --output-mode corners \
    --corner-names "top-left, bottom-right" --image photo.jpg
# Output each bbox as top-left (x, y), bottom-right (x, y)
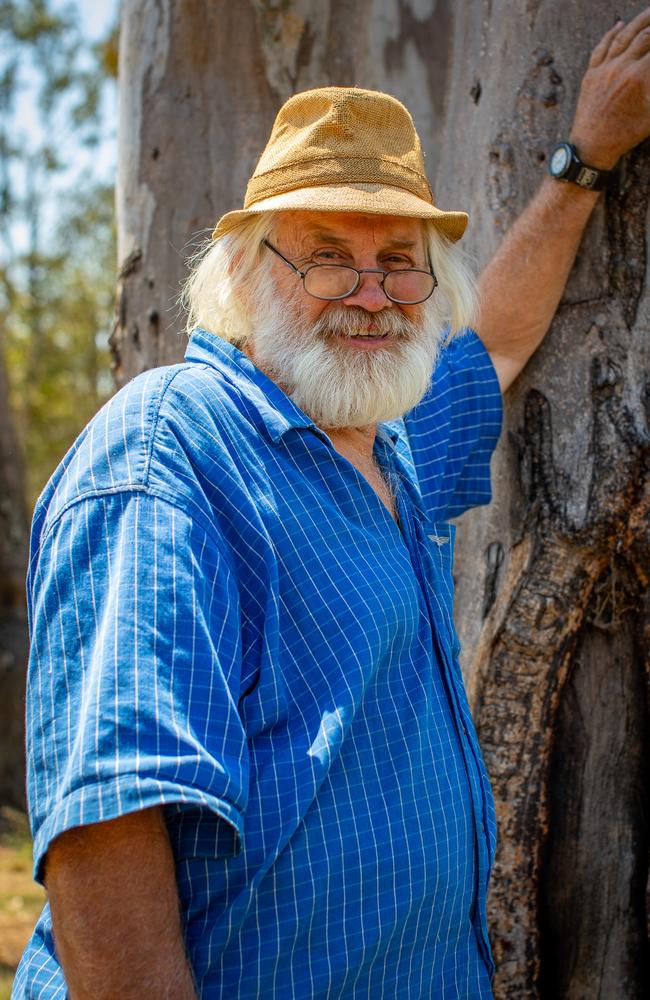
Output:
top-left (347, 331), bottom-right (390, 338)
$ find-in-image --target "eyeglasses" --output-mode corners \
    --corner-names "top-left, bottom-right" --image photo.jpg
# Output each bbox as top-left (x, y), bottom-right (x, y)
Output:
top-left (263, 239), bottom-right (437, 305)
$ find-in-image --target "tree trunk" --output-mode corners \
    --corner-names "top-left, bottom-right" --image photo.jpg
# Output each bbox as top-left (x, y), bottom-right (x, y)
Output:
top-left (0, 346), bottom-right (29, 809)
top-left (434, 2), bottom-right (650, 996)
top-left (115, 1), bottom-right (650, 995)
top-left (113, 0), bottom-right (454, 384)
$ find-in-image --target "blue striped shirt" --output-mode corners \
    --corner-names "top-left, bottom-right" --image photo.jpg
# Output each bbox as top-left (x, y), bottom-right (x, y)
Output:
top-left (15, 327), bottom-right (502, 999)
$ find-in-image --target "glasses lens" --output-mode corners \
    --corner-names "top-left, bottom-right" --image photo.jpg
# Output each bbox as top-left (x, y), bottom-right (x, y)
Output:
top-left (384, 270), bottom-right (435, 304)
top-left (304, 265), bottom-right (359, 300)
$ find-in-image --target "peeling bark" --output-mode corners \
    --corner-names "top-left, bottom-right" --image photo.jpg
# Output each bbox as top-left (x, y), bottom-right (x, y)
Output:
top-left (436, 2), bottom-right (650, 996)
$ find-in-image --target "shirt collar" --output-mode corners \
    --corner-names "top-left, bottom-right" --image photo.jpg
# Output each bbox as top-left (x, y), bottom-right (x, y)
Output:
top-left (184, 327), bottom-right (402, 449)
top-left (378, 420), bottom-right (403, 446)
top-left (185, 328), bottom-right (318, 443)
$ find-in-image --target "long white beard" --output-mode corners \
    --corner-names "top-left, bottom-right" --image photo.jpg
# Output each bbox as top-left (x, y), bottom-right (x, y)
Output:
top-left (249, 275), bottom-right (443, 429)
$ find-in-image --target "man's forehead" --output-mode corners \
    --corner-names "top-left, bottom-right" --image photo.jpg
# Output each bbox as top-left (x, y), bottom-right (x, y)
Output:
top-left (273, 210), bottom-right (425, 246)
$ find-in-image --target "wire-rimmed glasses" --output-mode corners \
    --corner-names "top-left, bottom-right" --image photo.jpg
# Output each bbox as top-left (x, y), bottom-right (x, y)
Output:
top-left (263, 240), bottom-right (437, 305)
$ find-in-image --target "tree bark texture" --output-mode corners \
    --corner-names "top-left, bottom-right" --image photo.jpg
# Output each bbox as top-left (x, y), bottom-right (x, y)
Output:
top-left (0, 348), bottom-right (29, 809)
top-left (116, 1), bottom-right (650, 996)
top-left (434, 2), bottom-right (650, 996)
top-left (113, 0), bottom-right (454, 384)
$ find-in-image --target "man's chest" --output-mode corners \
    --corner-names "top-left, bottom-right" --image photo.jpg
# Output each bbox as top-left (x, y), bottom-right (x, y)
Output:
top-left (225, 434), bottom-right (460, 719)
top-left (325, 428), bottom-right (398, 522)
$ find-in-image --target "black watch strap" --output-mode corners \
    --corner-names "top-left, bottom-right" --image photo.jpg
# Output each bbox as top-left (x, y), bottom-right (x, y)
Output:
top-left (548, 142), bottom-right (612, 192)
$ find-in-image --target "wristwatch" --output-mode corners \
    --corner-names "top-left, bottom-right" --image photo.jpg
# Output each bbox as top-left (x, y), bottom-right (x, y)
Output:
top-left (548, 142), bottom-right (612, 191)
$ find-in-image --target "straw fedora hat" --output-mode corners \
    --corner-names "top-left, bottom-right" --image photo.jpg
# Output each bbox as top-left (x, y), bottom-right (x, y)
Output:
top-left (211, 87), bottom-right (468, 243)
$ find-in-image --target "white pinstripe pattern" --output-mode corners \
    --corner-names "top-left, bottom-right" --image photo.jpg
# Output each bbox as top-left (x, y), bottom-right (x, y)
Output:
top-left (14, 328), bottom-right (502, 999)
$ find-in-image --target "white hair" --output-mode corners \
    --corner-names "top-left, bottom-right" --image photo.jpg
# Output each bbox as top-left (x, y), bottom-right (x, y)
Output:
top-left (181, 211), bottom-right (477, 343)
top-left (180, 213), bottom-right (278, 343)
top-left (423, 220), bottom-right (478, 337)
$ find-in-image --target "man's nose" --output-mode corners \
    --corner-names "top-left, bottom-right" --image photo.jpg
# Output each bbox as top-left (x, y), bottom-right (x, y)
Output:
top-left (341, 270), bottom-right (393, 312)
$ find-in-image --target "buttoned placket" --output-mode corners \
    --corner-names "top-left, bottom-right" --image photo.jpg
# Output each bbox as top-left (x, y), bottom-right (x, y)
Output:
top-left (382, 437), bottom-right (495, 976)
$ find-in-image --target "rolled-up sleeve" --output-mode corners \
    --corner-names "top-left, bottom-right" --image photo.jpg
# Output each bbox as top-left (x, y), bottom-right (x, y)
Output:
top-left (404, 330), bottom-right (503, 521)
top-left (26, 490), bottom-right (247, 882)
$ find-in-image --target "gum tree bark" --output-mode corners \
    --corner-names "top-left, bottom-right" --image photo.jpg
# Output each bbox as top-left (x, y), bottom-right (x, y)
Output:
top-left (434, 2), bottom-right (650, 997)
top-left (113, 0), bottom-right (454, 383)
top-left (115, 1), bottom-right (649, 995)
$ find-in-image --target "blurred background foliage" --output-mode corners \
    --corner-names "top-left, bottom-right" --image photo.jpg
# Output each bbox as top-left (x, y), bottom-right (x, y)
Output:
top-left (0, 0), bottom-right (118, 508)
top-left (0, 2), bottom-right (117, 991)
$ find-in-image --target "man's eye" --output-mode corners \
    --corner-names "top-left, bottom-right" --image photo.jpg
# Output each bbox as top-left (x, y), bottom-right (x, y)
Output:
top-left (313, 249), bottom-right (345, 262)
top-left (383, 256), bottom-right (413, 269)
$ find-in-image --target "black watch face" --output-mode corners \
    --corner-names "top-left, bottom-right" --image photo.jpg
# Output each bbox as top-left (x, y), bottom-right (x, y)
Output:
top-left (550, 145), bottom-right (571, 177)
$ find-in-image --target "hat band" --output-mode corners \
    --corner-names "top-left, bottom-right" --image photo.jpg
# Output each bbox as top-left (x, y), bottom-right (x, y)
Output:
top-left (244, 155), bottom-right (433, 209)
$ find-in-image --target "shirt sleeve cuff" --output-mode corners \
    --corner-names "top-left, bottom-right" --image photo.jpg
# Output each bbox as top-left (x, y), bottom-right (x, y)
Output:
top-left (32, 776), bottom-right (244, 883)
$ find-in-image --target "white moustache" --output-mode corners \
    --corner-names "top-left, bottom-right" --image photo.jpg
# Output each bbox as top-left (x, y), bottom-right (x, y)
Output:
top-left (311, 306), bottom-right (420, 342)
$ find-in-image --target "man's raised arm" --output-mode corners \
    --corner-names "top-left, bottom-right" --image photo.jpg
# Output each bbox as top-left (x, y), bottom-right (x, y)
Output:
top-left (477, 9), bottom-right (650, 393)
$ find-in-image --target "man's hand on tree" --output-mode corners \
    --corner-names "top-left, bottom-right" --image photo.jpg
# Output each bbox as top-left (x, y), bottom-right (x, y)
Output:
top-left (571, 7), bottom-right (650, 169)
top-left (477, 8), bottom-right (650, 391)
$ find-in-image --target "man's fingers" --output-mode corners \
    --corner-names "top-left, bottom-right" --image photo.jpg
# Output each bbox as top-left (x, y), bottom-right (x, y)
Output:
top-left (589, 19), bottom-right (625, 67)
top-left (627, 23), bottom-right (650, 59)
top-left (608, 6), bottom-right (650, 58)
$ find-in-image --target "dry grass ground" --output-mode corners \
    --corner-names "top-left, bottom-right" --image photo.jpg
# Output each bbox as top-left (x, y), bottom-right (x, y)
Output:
top-left (0, 807), bottom-right (45, 999)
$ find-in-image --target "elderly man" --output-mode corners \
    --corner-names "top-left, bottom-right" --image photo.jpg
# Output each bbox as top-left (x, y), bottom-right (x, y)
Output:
top-left (14, 11), bottom-right (650, 1000)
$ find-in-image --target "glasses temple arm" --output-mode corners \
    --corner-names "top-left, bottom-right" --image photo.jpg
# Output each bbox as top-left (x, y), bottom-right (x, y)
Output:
top-left (262, 239), bottom-right (306, 279)
top-left (425, 251), bottom-right (438, 287)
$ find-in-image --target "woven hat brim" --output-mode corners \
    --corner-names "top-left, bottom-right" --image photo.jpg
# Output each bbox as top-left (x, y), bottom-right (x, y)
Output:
top-left (211, 184), bottom-right (468, 243)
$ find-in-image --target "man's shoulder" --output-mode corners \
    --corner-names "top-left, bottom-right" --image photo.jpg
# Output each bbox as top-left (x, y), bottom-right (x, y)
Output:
top-left (33, 352), bottom-right (263, 540)
top-left (414, 329), bottom-right (502, 417)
